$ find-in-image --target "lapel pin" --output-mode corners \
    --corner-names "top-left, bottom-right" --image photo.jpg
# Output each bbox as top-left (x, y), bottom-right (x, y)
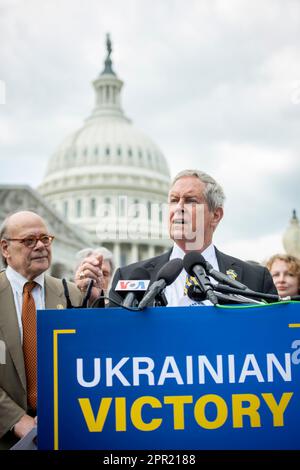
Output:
top-left (226, 269), bottom-right (238, 280)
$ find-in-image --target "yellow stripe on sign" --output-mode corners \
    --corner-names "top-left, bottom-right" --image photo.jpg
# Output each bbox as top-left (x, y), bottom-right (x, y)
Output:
top-left (53, 329), bottom-right (76, 450)
top-left (288, 324), bottom-right (300, 328)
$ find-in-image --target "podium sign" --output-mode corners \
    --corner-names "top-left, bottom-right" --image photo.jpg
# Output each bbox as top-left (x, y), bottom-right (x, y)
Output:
top-left (37, 303), bottom-right (300, 450)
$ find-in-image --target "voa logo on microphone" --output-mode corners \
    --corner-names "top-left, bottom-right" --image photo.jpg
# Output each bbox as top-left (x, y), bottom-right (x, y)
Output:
top-left (115, 280), bottom-right (150, 291)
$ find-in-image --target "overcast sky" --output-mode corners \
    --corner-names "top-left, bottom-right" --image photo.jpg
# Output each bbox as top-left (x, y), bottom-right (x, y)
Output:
top-left (1, 0), bottom-right (300, 262)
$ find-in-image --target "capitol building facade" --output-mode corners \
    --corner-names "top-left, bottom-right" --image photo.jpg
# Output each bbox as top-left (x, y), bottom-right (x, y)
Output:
top-left (1, 37), bottom-right (172, 276)
top-left (38, 37), bottom-right (171, 269)
top-left (0, 36), bottom-right (299, 276)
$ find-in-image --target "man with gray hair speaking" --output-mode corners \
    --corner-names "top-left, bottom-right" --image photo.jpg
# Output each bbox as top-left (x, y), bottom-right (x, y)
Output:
top-left (75, 169), bottom-right (277, 306)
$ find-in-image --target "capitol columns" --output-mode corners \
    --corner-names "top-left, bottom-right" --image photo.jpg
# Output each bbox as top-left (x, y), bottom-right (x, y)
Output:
top-left (113, 242), bottom-right (121, 269)
top-left (148, 244), bottom-right (155, 259)
top-left (130, 243), bottom-right (139, 264)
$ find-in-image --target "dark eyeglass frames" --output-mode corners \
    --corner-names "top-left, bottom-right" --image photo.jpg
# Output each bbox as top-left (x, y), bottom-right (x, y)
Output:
top-left (3, 235), bottom-right (55, 248)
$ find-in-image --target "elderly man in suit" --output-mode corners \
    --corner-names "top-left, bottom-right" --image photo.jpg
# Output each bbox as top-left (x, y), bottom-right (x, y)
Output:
top-left (0, 210), bottom-right (82, 448)
top-left (76, 169), bottom-right (277, 305)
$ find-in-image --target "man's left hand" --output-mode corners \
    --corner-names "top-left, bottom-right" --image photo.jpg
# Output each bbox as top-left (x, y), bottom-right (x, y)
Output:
top-left (75, 254), bottom-right (104, 304)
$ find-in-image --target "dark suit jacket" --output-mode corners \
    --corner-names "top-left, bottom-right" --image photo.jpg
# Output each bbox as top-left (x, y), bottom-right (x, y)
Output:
top-left (109, 247), bottom-right (277, 307)
top-left (0, 272), bottom-right (82, 443)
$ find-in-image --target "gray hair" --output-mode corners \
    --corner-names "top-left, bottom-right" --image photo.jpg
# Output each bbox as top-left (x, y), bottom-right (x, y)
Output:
top-left (0, 216), bottom-right (9, 267)
top-left (0, 216), bottom-right (9, 240)
top-left (75, 246), bottom-right (115, 273)
top-left (171, 169), bottom-right (225, 211)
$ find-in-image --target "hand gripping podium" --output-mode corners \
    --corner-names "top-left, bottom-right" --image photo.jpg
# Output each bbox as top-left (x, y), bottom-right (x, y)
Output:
top-left (35, 302), bottom-right (300, 450)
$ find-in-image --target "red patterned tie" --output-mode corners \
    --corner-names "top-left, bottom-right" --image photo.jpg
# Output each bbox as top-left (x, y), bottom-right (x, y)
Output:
top-left (22, 281), bottom-right (37, 411)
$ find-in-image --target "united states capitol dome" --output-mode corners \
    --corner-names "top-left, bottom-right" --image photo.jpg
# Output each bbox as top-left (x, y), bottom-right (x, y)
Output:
top-left (40, 36), bottom-right (170, 192)
top-left (39, 35), bottom-right (171, 267)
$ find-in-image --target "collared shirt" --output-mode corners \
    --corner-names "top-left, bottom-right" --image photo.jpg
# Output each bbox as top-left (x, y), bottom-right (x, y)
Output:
top-left (164, 243), bottom-right (220, 307)
top-left (6, 266), bottom-right (45, 342)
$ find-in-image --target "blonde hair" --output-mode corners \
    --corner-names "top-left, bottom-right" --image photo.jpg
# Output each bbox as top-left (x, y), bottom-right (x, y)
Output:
top-left (266, 254), bottom-right (300, 293)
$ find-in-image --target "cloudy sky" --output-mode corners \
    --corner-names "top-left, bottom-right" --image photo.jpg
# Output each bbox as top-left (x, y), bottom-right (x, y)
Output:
top-left (1, 0), bottom-right (300, 262)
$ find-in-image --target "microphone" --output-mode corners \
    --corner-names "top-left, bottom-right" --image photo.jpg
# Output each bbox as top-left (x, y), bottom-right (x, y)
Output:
top-left (187, 284), bottom-right (207, 302)
top-left (183, 252), bottom-right (218, 306)
top-left (193, 253), bottom-right (248, 290)
top-left (115, 268), bottom-right (151, 308)
top-left (138, 258), bottom-right (183, 309)
top-left (278, 295), bottom-right (300, 301)
top-left (290, 295), bottom-right (300, 301)
top-left (187, 284), bottom-right (242, 304)
top-left (82, 279), bottom-right (94, 308)
top-left (214, 283), bottom-right (280, 302)
top-left (188, 284), bottom-right (265, 305)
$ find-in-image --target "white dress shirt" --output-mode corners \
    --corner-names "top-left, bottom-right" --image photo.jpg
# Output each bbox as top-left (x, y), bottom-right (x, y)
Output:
top-left (164, 243), bottom-right (220, 307)
top-left (6, 266), bottom-right (45, 342)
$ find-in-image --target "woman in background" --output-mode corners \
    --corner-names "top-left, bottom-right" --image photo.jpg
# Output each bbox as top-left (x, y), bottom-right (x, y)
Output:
top-left (266, 254), bottom-right (300, 298)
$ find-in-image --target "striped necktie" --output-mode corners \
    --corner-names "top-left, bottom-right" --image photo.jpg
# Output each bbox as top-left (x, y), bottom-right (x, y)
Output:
top-left (184, 275), bottom-right (199, 295)
top-left (22, 281), bottom-right (37, 411)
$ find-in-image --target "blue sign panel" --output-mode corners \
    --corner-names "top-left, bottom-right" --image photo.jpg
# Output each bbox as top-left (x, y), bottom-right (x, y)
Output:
top-left (37, 303), bottom-right (300, 450)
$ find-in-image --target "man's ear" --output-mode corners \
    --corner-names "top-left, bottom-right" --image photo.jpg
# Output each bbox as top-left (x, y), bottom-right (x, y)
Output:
top-left (212, 207), bottom-right (224, 229)
top-left (0, 239), bottom-right (9, 259)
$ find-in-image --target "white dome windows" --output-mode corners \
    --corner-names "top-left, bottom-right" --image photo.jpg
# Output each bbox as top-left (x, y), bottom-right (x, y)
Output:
top-left (104, 197), bottom-right (111, 217)
top-left (90, 198), bottom-right (97, 217)
top-left (83, 147), bottom-right (88, 164)
top-left (128, 147), bottom-right (133, 164)
top-left (138, 149), bottom-right (143, 166)
top-left (119, 195), bottom-right (126, 217)
top-left (46, 140), bottom-right (169, 176)
top-left (117, 147), bottom-right (122, 164)
top-left (63, 200), bottom-right (68, 218)
top-left (147, 201), bottom-right (152, 220)
top-left (64, 151), bottom-right (70, 165)
top-left (93, 147), bottom-right (99, 164)
top-left (104, 146), bottom-right (110, 163)
top-left (133, 199), bottom-right (139, 218)
top-left (76, 199), bottom-right (82, 218)
top-left (147, 151), bottom-right (153, 168)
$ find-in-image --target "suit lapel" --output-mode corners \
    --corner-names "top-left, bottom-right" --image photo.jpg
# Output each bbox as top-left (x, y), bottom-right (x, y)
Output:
top-left (44, 275), bottom-right (65, 309)
top-left (144, 250), bottom-right (172, 284)
top-left (0, 273), bottom-right (26, 391)
top-left (0, 273), bottom-right (68, 394)
top-left (215, 247), bottom-right (243, 281)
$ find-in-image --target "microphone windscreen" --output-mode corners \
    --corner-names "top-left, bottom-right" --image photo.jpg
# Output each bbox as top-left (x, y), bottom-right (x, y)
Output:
top-left (156, 258), bottom-right (183, 286)
top-left (128, 267), bottom-right (151, 281)
top-left (187, 284), bottom-right (207, 301)
top-left (116, 267), bottom-right (151, 299)
top-left (183, 251), bottom-right (205, 275)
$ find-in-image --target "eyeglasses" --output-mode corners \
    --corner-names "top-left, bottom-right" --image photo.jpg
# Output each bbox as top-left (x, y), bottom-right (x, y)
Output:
top-left (4, 235), bottom-right (55, 248)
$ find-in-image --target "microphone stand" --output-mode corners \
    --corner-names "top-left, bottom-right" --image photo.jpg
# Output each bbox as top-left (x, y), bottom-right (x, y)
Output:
top-left (81, 280), bottom-right (94, 308)
top-left (214, 284), bottom-right (280, 302)
top-left (188, 285), bottom-right (264, 305)
top-left (155, 291), bottom-right (168, 307)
